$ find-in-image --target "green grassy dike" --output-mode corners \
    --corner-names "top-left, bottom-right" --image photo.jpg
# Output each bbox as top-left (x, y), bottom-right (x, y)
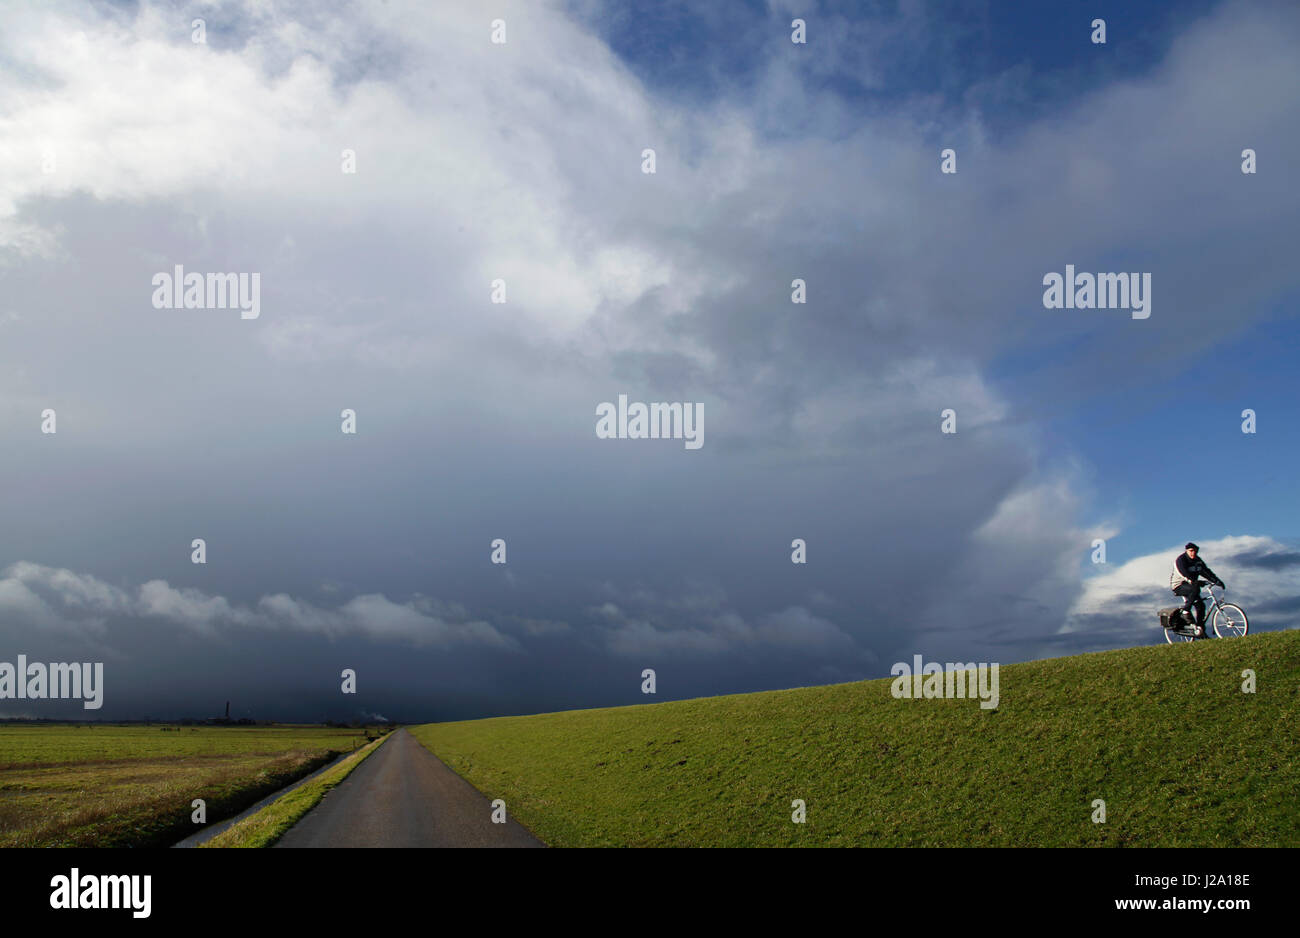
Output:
top-left (409, 629), bottom-right (1299, 847)
top-left (199, 732), bottom-right (391, 848)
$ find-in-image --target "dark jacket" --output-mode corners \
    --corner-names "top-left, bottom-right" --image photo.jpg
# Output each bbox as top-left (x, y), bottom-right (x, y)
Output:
top-left (1171, 552), bottom-right (1222, 590)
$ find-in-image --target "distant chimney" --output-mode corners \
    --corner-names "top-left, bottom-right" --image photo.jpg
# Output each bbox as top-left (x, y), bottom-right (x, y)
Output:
top-left (225, 701), bottom-right (230, 719)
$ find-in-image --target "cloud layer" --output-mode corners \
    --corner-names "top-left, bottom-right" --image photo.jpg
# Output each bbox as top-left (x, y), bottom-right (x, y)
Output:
top-left (0, 0), bottom-right (1295, 719)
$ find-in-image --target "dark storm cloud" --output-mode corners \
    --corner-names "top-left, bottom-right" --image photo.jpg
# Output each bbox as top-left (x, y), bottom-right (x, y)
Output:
top-left (1230, 548), bottom-right (1300, 571)
top-left (0, 0), bottom-right (1295, 720)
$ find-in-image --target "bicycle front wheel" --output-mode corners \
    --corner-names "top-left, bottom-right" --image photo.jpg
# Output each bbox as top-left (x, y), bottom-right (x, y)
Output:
top-left (1212, 603), bottom-right (1248, 638)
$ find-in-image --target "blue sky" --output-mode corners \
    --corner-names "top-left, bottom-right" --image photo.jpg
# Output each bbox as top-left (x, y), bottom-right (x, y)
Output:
top-left (1069, 309), bottom-right (1299, 561)
top-left (575, 0), bottom-right (1222, 126)
top-left (0, 0), bottom-right (1296, 721)
top-left (579, 0), bottom-right (1298, 565)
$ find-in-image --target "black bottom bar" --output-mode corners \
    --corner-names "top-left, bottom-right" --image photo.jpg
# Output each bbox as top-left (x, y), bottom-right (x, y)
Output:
top-left (4, 847), bottom-right (1278, 926)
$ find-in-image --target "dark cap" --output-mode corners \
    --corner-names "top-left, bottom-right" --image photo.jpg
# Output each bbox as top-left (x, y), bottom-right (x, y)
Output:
top-left (1185, 542), bottom-right (1199, 550)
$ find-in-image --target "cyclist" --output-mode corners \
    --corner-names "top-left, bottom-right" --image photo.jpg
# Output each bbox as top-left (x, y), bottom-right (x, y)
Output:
top-left (1170, 542), bottom-right (1224, 637)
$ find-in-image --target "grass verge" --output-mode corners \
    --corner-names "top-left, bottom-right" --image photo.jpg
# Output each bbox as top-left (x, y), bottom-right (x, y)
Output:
top-left (199, 732), bottom-right (390, 847)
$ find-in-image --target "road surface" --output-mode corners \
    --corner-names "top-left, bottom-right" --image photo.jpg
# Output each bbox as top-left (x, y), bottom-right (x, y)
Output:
top-left (274, 728), bottom-right (545, 847)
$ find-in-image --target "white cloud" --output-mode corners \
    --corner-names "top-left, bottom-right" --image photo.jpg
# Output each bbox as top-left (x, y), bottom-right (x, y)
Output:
top-left (138, 579), bottom-right (254, 631)
top-left (1065, 535), bottom-right (1300, 639)
top-left (593, 585), bottom-right (863, 658)
top-left (0, 561), bottom-right (519, 649)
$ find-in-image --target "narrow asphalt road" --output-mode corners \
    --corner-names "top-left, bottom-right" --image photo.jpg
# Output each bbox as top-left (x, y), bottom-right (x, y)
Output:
top-left (274, 729), bottom-right (545, 848)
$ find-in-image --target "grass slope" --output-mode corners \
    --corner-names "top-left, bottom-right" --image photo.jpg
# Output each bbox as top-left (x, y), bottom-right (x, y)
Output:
top-left (409, 629), bottom-right (1299, 847)
top-left (200, 731), bottom-right (391, 848)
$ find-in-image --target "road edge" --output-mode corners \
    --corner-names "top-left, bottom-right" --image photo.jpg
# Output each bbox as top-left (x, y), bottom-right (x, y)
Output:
top-left (198, 731), bottom-right (394, 848)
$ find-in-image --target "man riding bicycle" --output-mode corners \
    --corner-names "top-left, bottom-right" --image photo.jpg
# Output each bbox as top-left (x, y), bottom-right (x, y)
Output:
top-left (1170, 542), bottom-right (1224, 637)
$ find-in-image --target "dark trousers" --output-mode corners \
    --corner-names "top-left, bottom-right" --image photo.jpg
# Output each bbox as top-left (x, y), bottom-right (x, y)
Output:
top-left (1173, 582), bottom-right (1205, 626)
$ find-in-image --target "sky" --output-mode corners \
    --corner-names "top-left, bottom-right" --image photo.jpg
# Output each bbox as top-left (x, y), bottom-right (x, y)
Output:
top-left (0, 0), bottom-right (1296, 722)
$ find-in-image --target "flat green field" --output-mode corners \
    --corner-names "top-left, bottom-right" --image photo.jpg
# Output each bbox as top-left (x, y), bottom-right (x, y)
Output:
top-left (410, 629), bottom-right (1300, 847)
top-left (0, 724), bottom-right (378, 847)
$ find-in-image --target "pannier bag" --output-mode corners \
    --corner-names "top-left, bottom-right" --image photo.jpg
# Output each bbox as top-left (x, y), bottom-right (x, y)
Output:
top-left (1158, 606), bottom-right (1186, 629)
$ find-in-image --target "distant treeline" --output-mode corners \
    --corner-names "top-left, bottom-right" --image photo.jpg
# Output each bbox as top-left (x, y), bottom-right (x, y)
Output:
top-left (0, 717), bottom-right (399, 727)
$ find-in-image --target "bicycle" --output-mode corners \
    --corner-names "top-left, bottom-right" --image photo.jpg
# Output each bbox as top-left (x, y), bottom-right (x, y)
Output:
top-left (1164, 584), bottom-right (1248, 643)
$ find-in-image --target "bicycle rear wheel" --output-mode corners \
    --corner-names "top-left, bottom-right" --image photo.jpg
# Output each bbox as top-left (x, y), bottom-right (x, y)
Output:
top-left (1212, 603), bottom-right (1248, 638)
top-left (1165, 625), bottom-right (1195, 644)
